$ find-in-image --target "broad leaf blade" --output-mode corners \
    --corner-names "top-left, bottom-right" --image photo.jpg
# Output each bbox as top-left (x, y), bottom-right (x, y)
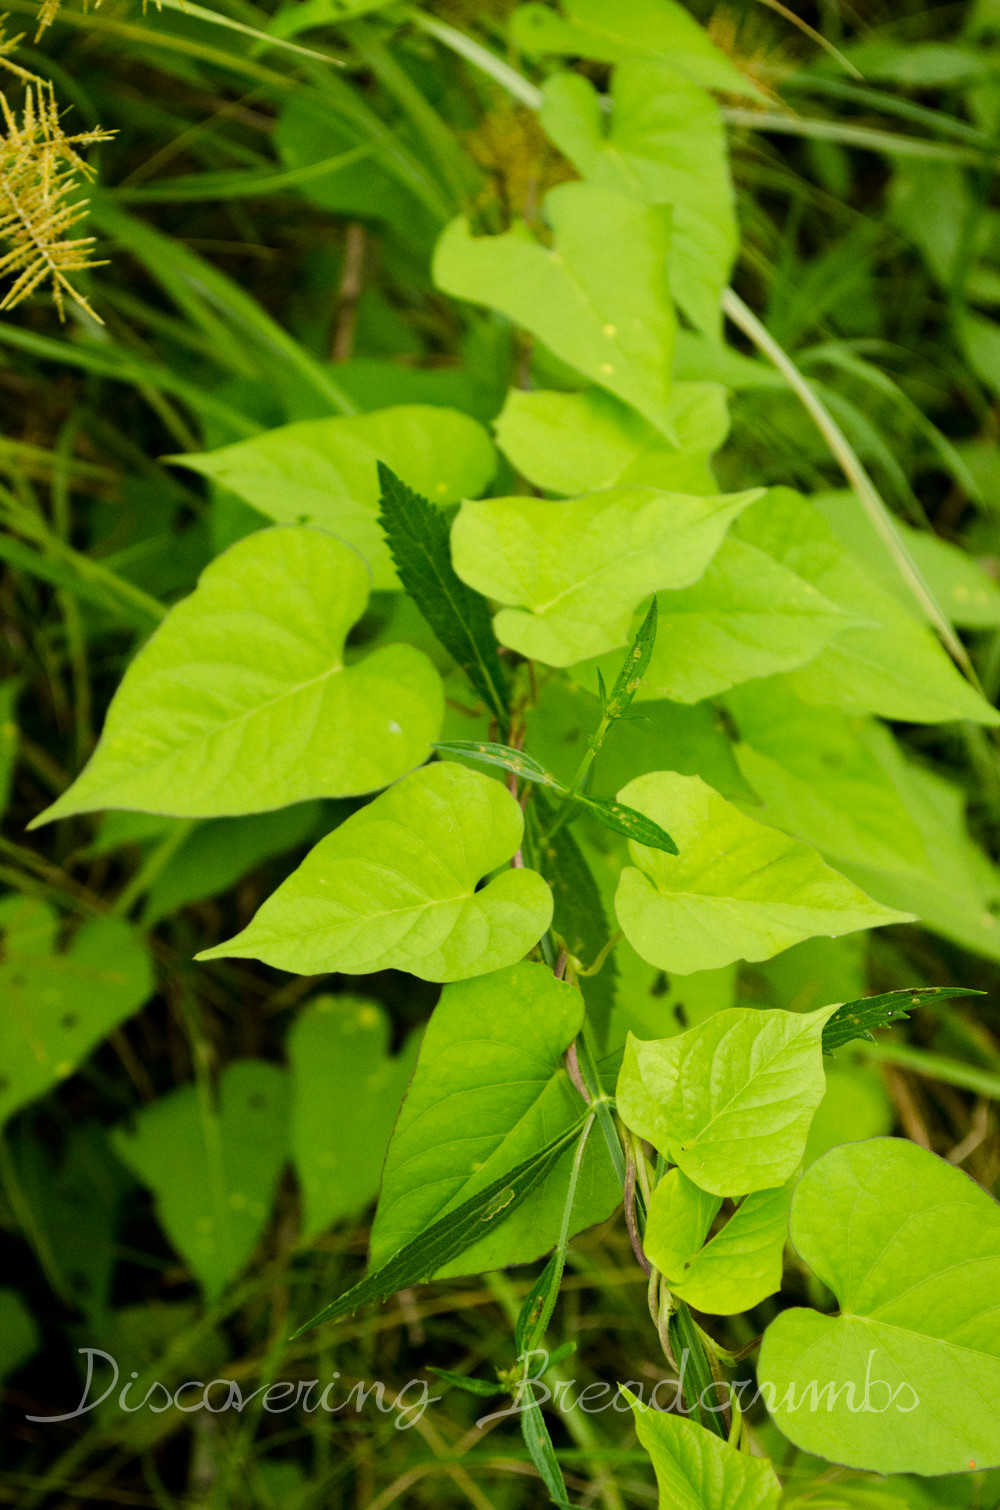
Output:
top-left (759, 1138), bottom-right (1000, 1476)
top-left (198, 762), bottom-right (552, 982)
top-left (293, 1121), bottom-right (584, 1333)
top-left (451, 485), bottom-right (761, 666)
top-left (369, 963), bottom-right (619, 1278)
top-left (289, 996), bottom-right (419, 1240)
top-left (33, 527), bottom-right (443, 823)
top-left (614, 770), bottom-right (913, 974)
top-left (171, 406), bottom-right (496, 591)
top-left (112, 1062), bottom-right (289, 1302)
top-left (0, 899), bottom-right (154, 1126)
top-left (617, 1004), bottom-right (838, 1195)
top-left (625, 1390), bottom-right (782, 1510)
top-left (378, 464), bottom-right (508, 722)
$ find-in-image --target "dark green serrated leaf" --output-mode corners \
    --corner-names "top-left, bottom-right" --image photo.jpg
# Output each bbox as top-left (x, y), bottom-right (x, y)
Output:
top-left (821, 987), bottom-right (984, 1056)
top-left (605, 596), bottom-right (658, 719)
top-left (377, 463), bottom-right (508, 723)
top-left (433, 740), bottom-right (562, 788)
top-left (291, 1120), bottom-right (584, 1335)
top-left (577, 795), bottom-right (679, 854)
top-left (427, 1367), bottom-right (502, 1397)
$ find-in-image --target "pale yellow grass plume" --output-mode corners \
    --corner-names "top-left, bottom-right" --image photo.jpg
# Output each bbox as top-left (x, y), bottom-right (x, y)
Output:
top-left (0, 30), bottom-right (114, 319)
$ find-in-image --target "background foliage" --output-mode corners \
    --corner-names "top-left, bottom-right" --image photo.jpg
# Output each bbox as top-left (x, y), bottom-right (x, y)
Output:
top-left (4, 0), bottom-right (1000, 1505)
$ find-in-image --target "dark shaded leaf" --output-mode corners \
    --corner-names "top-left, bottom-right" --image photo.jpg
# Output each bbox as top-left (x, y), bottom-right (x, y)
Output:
top-left (377, 463), bottom-right (508, 722)
top-left (822, 987), bottom-right (984, 1056)
top-left (529, 795), bottom-right (618, 1049)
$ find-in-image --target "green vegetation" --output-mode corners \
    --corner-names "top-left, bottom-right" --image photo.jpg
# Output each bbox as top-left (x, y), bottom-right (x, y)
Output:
top-left (4, 1), bottom-right (1000, 1506)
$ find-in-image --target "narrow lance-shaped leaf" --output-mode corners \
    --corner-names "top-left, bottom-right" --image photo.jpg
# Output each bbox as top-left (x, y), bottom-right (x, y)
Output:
top-left (433, 741), bottom-right (561, 788)
top-left (292, 1120), bottom-right (586, 1335)
top-left (377, 463), bottom-right (508, 722)
top-left (821, 985), bottom-right (983, 1056)
top-left (574, 793), bottom-right (678, 854)
top-left (605, 595), bottom-right (658, 719)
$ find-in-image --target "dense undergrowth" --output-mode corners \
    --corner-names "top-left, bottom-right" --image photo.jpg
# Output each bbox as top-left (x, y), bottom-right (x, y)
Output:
top-left (4, 1), bottom-right (1000, 1507)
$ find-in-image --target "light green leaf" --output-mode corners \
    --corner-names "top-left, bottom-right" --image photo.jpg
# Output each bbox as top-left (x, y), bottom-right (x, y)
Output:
top-left (0, 898), bottom-right (154, 1127)
top-left (616, 1004), bottom-right (836, 1195)
top-left (34, 528), bottom-right (443, 823)
top-left (804, 1061), bottom-right (893, 1167)
top-left (289, 995), bottom-right (418, 1240)
top-left (143, 803), bottom-right (330, 926)
top-left (494, 384), bottom-right (729, 497)
top-left (625, 1390), bottom-right (782, 1510)
top-left (198, 762), bottom-right (553, 982)
top-left (434, 182), bottom-right (678, 437)
top-left (735, 489), bottom-right (1000, 726)
top-left (643, 1167), bottom-right (721, 1275)
top-left (839, 760), bottom-right (1000, 964)
top-left (511, 0), bottom-right (761, 98)
top-left (112, 1061), bottom-right (289, 1301)
top-left (171, 406), bottom-right (495, 590)
top-left (814, 490), bottom-right (1000, 630)
top-left (613, 771), bottom-right (911, 976)
top-left (589, 538), bottom-right (855, 703)
top-left (541, 66), bottom-right (735, 335)
top-left (725, 679), bottom-right (928, 876)
top-left (726, 679), bottom-right (1000, 961)
top-left (758, 1138), bottom-right (1000, 1476)
top-left (524, 674), bottom-right (753, 805)
top-left (451, 486), bottom-right (761, 666)
top-left (649, 1172), bottom-right (793, 1315)
top-left (369, 962), bottom-right (619, 1277)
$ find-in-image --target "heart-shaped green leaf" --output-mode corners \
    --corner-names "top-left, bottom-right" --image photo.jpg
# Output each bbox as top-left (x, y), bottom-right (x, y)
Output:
top-left (758, 1138), bottom-right (1000, 1476)
top-left (617, 1005), bottom-right (837, 1194)
top-left (633, 539), bottom-right (857, 702)
top-left (625, 1390), bottom-right (782, 1510)
top-left (645, 1167), bottom-right (792, 1314)
top-left (511, 0), bottom-right (760, 97)
top-left (369, 961), bottom-right (619, 1277)
top-left (541, 65), bottom-right (736, 336)
top-left (288, 995), bottom-right (419, 1240)
top-left (112, 1060), bottom-right (289, 1301)
top-left (198, 762), bottom-right (553, 982)
top-left (0, 898), bottom-right (154, 1126)
top-left (494, 384), bottom-right (729, 498)
top-left (171, 405), bottom-right (495, 590)
top-left (34, 527), bottom-right (443, 823)
top-left (735, 489), bottom-right (1000, 726)
top-left (614, 771), bottom-right (912, 974)
top-left (434, 182), bottom-right (678, 437)
top-left (451, 487), bottom-right (760, 666)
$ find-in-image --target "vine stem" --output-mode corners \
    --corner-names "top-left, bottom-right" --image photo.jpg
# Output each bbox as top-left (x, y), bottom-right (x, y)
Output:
top-left (720, 285), bottom-right (979, 685)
